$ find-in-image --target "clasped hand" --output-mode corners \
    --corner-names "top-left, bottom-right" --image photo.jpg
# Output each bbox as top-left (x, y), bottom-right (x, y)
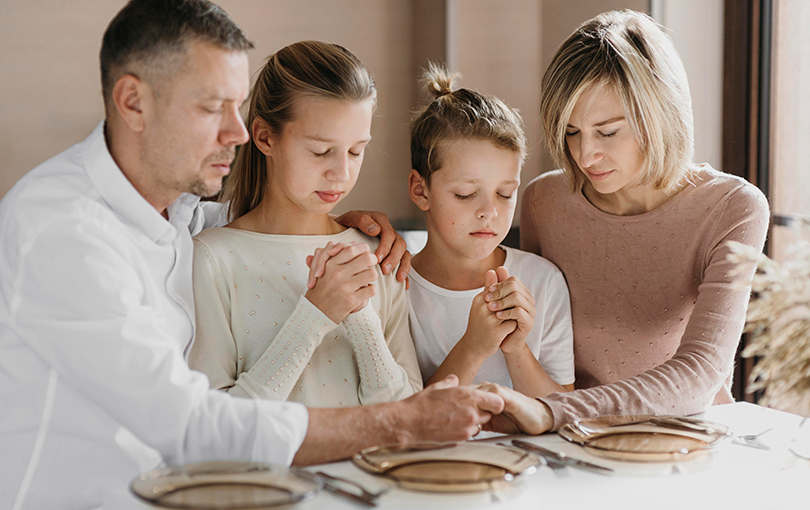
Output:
top-left (304, 241), bottom-right (377, 324)
top-left (463, 266), bottom-right (537, 358)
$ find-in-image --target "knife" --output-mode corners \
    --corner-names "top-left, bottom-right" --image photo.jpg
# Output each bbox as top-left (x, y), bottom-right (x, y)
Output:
top-left (511, 440), bottom-right (614, 474)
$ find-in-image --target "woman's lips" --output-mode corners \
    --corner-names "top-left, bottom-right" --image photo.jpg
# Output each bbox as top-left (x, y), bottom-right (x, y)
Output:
top-left (585, 169), bottom-right (614, 181)
top-left (316, 191), bottom-right (343, 203)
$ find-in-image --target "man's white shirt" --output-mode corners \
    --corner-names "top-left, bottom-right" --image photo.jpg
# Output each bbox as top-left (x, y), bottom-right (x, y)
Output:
top-left (0, 122), bottom-right (309, 510)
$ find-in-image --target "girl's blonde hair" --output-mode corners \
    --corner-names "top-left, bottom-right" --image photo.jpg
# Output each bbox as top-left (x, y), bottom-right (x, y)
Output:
top-left (410, 62), bottom-right (527, 185)
top-left (541, 10), bottom-right (695, 193)
top-left (223, 40), bottom-right (376, 220)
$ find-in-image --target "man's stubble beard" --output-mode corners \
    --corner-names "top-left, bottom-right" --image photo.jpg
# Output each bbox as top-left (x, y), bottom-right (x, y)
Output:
top-left (188, 148), bottom-right (236, 197)
top-left (188, 176), bottom-right (222, 198)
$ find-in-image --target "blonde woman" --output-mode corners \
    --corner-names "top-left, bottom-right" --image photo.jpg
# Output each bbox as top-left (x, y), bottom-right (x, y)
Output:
top-left (483, 10), bottom-right (769, 433)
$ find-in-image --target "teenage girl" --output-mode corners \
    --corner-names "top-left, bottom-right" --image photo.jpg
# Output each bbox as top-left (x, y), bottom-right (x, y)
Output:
top-left (189, 41), bottom-right (422, 407)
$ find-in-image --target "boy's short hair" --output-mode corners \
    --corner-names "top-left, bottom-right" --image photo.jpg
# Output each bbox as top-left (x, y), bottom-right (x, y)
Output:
top-left (100, 0), bottom-right (254, 116)
top-left (410, 62), bottom-right (527, 185)
top-left (541, 10), bottom-right (695, 193)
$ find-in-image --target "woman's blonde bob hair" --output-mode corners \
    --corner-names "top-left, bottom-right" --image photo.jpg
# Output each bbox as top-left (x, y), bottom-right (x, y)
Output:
top-left (223, 40), bottom-right (376, 220)
top-left (541, 10), bottom-right (695, 193)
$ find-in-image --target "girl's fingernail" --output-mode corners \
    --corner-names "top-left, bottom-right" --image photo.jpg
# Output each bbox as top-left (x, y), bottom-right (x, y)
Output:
top-left (496, 311), bottom-right (503, 318)
top-left (368, 223), bottom-right (379, 232)
top-left (489, 285), bottom-right (497, 292)
top-left (378, 253), bottom-right (384, 263)
top-left (489, 302), bottom-right (497, 310)
top-left (384, 264), bottom-right (392, 274)
top-left (485, 294), bottom-right (492, 300)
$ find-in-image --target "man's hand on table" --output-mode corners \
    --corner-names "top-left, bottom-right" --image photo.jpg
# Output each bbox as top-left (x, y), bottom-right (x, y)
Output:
top-left (478, 382), bottom-right (555, 435)
top-left (389, 375), bottom-right (505, 444)
top-left (293, 375), bottom-right (504, 465)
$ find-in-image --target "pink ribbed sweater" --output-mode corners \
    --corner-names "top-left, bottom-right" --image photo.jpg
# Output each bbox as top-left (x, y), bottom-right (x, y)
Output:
top-left (520, 166), bottom-right (769, 430)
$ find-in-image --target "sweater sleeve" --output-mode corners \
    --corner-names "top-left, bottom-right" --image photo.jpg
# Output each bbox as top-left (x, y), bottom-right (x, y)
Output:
top-left (189, 239), bottom-right (245, 396)
top-left (539, 183), bottom-right (770, 430)
top-left (520, 177), bottom-right (544, 256)
top-left (190, 240), bottom-right (339, 400)
top-left (342, 272), bottom-right (422, 404)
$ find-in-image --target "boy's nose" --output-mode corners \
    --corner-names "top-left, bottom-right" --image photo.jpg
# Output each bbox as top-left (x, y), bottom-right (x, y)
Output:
top-left (476, 200), bottom-right (498, 220)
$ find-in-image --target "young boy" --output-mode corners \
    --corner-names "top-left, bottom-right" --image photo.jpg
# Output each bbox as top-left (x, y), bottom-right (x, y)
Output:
top-left (407, 64), bottom-right (575, 397)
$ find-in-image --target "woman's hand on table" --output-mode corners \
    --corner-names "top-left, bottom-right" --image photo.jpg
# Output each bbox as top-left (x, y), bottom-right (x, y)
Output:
top-left (478, 382), bottom-right (554, 435)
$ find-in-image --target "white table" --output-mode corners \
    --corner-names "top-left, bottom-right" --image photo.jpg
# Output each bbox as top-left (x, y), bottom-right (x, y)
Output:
top-left (118, 402), bottom-right (806, 510)
top-left (296, 402), bottom-right (807, 510)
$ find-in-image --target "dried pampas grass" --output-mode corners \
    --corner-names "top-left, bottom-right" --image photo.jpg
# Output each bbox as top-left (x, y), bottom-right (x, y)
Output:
top-left (727, 218), bottom-right (810, 416)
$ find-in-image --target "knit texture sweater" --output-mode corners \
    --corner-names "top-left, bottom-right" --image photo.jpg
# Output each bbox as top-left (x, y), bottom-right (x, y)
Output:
top-left (520, 166), bottom-right (769, 430)
top-left (189, 227), bottom-right (422, 408)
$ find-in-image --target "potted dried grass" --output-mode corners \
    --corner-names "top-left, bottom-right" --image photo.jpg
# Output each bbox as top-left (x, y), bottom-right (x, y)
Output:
top-left (727, 218), bottom-right (810, 416)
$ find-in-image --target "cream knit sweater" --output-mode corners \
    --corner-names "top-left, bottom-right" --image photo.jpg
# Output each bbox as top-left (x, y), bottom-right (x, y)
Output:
top-left (189, 227), bottom-right (422, 408)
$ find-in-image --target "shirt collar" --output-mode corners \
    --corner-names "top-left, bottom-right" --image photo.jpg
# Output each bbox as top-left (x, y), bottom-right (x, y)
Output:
top-left (83, 121), bottom-right (201, 244)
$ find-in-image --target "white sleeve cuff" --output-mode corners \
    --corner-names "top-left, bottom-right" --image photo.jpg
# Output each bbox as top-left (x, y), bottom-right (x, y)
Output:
top-left (251, 399), bottom-right (309, 465)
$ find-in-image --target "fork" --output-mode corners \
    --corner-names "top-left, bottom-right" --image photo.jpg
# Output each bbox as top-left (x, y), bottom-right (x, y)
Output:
top-left (496, 442), bottom-right (569, 477)
top-left (733, 428), bottom-right (773, 450)
top-left (315, 471), bottom-right (389, 506)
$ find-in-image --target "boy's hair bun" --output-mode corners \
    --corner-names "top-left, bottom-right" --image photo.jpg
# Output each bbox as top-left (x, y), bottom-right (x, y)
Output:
top-left (422, 62), bottom-right (459, 99)
top-left (410, 61), bottom-right (527, 185)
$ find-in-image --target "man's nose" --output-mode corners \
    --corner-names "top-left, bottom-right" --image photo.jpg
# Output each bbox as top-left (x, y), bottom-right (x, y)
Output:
top-left (221, 106), bottom-right (249, 147)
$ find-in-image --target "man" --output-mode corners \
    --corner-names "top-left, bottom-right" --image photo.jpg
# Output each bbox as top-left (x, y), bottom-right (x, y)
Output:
top-left (0, 1), bottom-right (508, 508)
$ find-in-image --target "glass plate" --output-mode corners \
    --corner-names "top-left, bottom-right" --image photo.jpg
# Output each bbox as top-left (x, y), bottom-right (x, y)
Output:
top-left (559, 415), bottom-right (731, 462)
top-left (352, 442), bottom-right (539, 492)
top-left (130, 461), bottom-right (323, 509)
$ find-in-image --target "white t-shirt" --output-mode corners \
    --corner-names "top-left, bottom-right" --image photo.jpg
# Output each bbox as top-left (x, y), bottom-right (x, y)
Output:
top-left (408, 246), bottom-right (575, 387)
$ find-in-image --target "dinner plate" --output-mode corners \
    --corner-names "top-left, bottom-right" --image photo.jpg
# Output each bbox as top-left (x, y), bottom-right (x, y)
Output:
top-left (352, 442), bottom-right (539, 492)
top-left (130, 461), bottom-right (323, 509)
top-left (559, 415), bottom-right (731, 462)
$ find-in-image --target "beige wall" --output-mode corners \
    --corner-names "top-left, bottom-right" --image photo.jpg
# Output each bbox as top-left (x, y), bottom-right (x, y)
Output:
top-left (0, 1), bottom-right (124, 199)
top-left (1, 1), bottom-right (726, 226)
top-left (652, 0), bottom-right (724, 170)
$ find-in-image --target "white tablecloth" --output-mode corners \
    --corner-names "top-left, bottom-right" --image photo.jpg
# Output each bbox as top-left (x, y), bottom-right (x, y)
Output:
top-left (300, 402), bottom-right (807, 510)
top-left (119, 402), bottom-right (807, 510)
